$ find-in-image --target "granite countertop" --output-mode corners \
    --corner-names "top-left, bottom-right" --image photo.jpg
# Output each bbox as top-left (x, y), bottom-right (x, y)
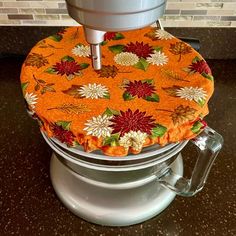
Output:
top-left (0, 58), bottom-right (235, 236)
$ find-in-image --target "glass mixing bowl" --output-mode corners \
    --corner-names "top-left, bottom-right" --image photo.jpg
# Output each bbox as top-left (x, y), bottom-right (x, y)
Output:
top-left (42, 126), bottom-right (223, 196)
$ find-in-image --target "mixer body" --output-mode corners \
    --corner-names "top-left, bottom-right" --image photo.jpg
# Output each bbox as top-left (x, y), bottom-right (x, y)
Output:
top-left (66, 0), bottom-right (166, 31)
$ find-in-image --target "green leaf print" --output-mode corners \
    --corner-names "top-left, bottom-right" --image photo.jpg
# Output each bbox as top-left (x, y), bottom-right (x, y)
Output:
top-left (123, 91), bottom-right (135, 101)
top-left (144, 93), bottom-right (159, 102)
top-left (191, 121), bottom-right (204, 134)
top-left (108, 45), bottom-right (125, 54)
top-left (61, 56), bottom-right (75, 62)
top-left (21, 82), bottom-right (29, 93)
top-left (103, 107), bottom-right (120, 117)
top-left (151, 124), bottom-right (167, 137)
top-left (56, 121), bottom-right (71, 131)
top-left (134, 58), bottom-right (149, 71)
top-left (49, 34), bottom-right (62, 42)
top-left (103, 133), bottom-right (120, 146)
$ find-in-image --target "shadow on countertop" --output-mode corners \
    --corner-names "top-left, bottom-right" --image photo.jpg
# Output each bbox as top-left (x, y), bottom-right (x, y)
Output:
top-left (0, 57), bottom-right (235, 236)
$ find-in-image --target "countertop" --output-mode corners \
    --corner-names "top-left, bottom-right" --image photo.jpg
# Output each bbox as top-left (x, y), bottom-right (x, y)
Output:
top-left (0, 58), bottom-right (235, 236)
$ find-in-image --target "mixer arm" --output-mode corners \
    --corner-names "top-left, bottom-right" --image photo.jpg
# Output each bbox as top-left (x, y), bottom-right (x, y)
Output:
top-left (157, 126), bottom-right (223, 197)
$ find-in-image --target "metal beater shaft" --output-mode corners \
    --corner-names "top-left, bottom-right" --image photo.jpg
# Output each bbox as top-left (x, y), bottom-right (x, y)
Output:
top-left (90, 44), bottom-right (101, 70)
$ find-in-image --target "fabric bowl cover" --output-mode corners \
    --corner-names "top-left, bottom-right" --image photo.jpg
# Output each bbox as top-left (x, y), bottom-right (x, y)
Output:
top-left (20, 26), bottom-right (213, 157)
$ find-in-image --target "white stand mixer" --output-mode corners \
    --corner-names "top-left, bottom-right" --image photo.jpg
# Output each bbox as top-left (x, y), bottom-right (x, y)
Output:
top-left (39, 1), bottom-right (224, 226)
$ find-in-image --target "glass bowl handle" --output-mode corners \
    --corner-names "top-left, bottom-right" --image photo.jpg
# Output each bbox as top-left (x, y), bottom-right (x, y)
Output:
top-left (157, 126), bottom-right (223, 197)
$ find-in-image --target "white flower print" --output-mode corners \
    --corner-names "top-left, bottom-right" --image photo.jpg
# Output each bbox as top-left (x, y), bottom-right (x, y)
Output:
top-left (72, 44), bottom-right (91, 57)
top-left (25, 92), bottom-right (38, 109)
top-left (119, 131), bottom-right (147, 151)
top-left (146, 51), bottom-right (168, 66)
top-left (150, 23), bottom-right (157, 28)
top-left (78, 83), bottom-right (109, 99)
top-left (84, 114), bottom-right (113, 138)
top-left (114, 52), bottom-right (139, 66)
top-left (175, 87), bottom-right (207, 102)
top-left (155, 29), bottom-right (174, 40)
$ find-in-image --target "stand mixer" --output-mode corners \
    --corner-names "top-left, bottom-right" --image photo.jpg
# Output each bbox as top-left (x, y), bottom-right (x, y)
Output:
top-left (65, 0), bottom-right (166, 69)
top-left (20, 1), bottom-right (223, 226)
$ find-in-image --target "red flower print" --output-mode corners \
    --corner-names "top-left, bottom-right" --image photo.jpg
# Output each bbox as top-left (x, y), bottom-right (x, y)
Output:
top-left (125, 80), bottom-right (155, 98)
top-left (57, 28), bottom-right (66, 35)
top-left (201, 120), bottom-right (207, 129)
top-left (104, 32), bottom-right (116, 41)
top-left (53, 61), bottom-right (81, 76)
top-left (125, 42), bottom-right (153, 59)
top-left (110, 109), bottom-right (156, 136)
top-left (51, 124), bottom-right (75, 146)
top-left (195, 119), bottom-right (207, 129)
top-left (189, 60), bottom-right (212, 75)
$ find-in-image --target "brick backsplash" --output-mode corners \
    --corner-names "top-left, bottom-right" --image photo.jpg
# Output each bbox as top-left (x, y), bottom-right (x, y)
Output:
top-left (0, 0), bottom-right (235, 27)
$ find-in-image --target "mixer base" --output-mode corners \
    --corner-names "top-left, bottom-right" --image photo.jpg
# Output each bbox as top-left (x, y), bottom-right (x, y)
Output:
top-left (50, 153), bottom-right (183, 226)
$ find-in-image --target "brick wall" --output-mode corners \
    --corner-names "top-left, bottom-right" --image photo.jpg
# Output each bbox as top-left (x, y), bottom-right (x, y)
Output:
top-left (0, 0), bottom-right (236, 27)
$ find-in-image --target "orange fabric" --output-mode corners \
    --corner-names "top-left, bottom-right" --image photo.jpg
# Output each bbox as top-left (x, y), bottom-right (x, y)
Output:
top-left (20, 26), bottom-right (214, 156)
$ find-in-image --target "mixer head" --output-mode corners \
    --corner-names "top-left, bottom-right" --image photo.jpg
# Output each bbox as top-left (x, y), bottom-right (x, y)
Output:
top-left (66, 0), bottom-right (166, 70)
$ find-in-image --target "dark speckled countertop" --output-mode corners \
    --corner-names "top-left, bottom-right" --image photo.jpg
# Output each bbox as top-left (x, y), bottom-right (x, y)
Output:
top-left (0, 58), bottom-right (236, 235)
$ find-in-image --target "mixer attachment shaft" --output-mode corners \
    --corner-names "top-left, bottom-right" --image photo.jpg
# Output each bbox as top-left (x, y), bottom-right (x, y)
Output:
top-left (90, 44), bottom-right (102, 70)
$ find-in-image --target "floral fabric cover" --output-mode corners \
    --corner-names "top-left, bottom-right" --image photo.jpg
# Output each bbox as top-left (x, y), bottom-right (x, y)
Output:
top-left (20, 26), bottom-right (213, 157)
